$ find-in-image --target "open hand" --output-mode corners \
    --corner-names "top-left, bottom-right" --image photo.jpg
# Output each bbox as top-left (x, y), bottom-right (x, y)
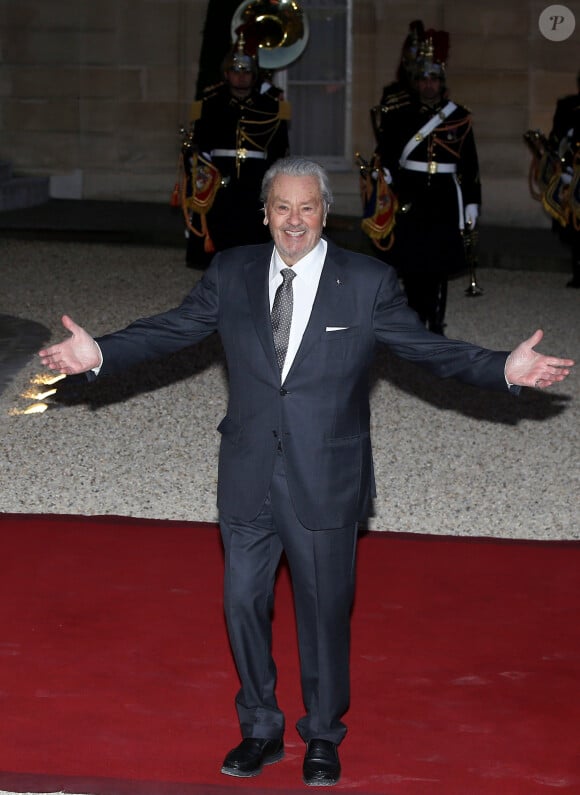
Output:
top-left (505, 329), bottom-right (574, 388)
top-left (38, 315), bottom-right (102, 375)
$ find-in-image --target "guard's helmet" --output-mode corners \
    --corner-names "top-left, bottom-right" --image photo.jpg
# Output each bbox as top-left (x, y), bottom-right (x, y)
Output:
top-left (415, 30), bottom-right (450, 83)
top-left (222, 33), bottom-right (258, 77)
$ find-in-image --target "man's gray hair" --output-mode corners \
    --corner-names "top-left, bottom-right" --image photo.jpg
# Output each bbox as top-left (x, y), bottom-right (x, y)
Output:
top-left (261, 156), bottom-right (334, 212)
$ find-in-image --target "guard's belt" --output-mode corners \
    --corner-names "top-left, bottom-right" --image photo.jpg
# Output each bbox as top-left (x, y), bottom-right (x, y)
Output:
top-left (400, 159), bottom-right (457, 174)
top-left (211, 148), bottom-right (266, 160)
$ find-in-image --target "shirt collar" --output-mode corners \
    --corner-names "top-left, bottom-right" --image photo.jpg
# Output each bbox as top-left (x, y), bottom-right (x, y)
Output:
top-left (270, 238), bottom-right (327, 284)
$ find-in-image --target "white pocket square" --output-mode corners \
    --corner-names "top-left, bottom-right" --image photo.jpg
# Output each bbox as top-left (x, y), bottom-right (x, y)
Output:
top-left (326, 326), bottom-right (349, 332)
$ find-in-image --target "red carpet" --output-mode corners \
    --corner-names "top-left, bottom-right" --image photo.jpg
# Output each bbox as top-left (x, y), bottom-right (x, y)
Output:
top-left (0, 513), bottom-right (579, 795)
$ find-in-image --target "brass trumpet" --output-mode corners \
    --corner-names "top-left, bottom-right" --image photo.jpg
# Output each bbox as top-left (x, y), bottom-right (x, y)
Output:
top-left (231, 0), bottom-right (309, 70)
top-left (463, 221), bottom-right (483, 297)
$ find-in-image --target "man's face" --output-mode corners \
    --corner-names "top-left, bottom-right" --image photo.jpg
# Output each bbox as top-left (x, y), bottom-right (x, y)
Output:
top-left (417, 74), bottom-right (442, 104)
top-left (226, 67), bottom-right (254, 100)
top-left (264, 174), bottom-right (327, 266)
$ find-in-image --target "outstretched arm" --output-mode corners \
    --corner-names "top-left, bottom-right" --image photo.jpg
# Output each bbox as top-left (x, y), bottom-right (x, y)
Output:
top-left (505, 329), bottom-right (574, 388)
top-left (38, 315), bottom-right (102, 375)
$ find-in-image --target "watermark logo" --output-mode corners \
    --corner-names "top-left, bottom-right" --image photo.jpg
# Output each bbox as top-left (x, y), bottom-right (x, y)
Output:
top-left (539, 4), bottom-right (576, 40)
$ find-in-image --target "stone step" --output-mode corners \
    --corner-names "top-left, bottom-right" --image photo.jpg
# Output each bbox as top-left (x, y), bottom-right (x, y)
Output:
top-left (0, 160), bottom-right (13, 182)
top-left (0, 174), bottom-right (50, 213)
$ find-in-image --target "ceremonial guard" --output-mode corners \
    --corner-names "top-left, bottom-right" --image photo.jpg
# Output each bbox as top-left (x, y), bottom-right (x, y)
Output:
top-left (373, 31), bottom-right (481, 334)
top-left (548, 71), bottom-right (580, 288)
top-left (182, 35), bottom-right (290, 268)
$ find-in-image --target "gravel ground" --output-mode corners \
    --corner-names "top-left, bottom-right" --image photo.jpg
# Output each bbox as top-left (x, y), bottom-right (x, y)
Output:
top-left (1, 237), bottom-right (578, 540)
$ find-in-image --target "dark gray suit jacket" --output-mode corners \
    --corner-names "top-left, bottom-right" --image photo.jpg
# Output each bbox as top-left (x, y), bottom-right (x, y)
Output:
top-left (96, 239), bottom-right (514, 530)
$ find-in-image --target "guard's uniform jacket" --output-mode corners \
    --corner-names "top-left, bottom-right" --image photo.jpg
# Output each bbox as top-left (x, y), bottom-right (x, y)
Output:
top-left (548, 91), bottom-right (580, 286)
top-left (549, 91), bottom-right (580, 150)
top-left (188, 83), bottom-right (290, 260)
top-left (375, 96), bottom-right (481, 279)
top-left (370, 79), bottom-right (414, 144)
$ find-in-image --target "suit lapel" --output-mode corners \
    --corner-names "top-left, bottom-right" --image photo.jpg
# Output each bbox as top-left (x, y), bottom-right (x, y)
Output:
top-left (242, 240), bottom-right (353, 380)
top-left (286, 240), bottom-right (351, 376)
top-left (244, 243), bottom-right (279, 375)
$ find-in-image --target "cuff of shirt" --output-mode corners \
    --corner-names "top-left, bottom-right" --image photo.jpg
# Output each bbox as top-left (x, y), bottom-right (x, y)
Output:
top-left (91, 342), bottom-right (104, 376)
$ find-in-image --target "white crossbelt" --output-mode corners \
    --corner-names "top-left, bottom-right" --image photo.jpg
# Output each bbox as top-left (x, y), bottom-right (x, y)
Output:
top-left (400, 160), bottom-right (457, 174)
top-left (211, 148), bottom-right (266, 160)
top-left (399, 101), bottom-right (458, 164)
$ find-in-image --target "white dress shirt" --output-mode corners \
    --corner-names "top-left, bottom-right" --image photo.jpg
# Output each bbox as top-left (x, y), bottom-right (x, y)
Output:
top-left (269, 239), bottom-right (327, 382)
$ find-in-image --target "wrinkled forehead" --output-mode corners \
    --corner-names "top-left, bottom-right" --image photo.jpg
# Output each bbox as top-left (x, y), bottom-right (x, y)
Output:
top-left (268, 174), bottom-right (322, 204)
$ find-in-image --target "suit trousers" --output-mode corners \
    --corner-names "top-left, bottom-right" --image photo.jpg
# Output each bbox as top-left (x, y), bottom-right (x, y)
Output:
top-left (219, 448), bottom-right (359, 745)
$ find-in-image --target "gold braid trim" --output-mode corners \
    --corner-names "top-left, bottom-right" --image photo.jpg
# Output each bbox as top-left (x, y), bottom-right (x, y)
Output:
top-left (234, 112), bottom-right (282, 175)
top-left (430, 115), bottom-right (473, 159)
top-left (180, 153), bottom-right (219, 252)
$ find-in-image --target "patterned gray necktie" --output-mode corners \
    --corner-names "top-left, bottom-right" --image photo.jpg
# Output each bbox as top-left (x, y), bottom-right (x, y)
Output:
top-left (271, 267), bottom-right (296, 372)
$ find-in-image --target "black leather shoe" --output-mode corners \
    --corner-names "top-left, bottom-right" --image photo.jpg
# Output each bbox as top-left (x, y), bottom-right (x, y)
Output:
top-left (221, 737), bottom-right (284, 777)
top-left (303, 739), bottom-right (341, 786)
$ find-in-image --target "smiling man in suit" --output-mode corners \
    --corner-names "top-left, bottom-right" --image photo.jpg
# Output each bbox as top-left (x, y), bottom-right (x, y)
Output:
top-left (39, 157), bottom-right (573, 787)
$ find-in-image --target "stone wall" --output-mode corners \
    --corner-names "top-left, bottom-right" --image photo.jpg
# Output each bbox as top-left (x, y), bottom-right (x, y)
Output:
top-left (0, 0), bottom-right (205, 203)
top-left (350, 0), bottom-right (580, 225)
top-left (1, 0), bottom-right (578, 224)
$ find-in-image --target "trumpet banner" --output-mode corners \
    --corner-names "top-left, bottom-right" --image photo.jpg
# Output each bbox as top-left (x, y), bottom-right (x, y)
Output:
top-left (524, 130), bottom-right (554, 200)
top-left (182, 152), bottom-right (221, 216)
top-left (537, 149), bottom-right (561, 197)
top-left (360, 162), bottom-right (398, 251)
top-left (524, 129), bottom-right (577, 229)
top-left (542, 171), bottom-right (571, 228)
top-left (181, 152), bottom-right (222, 252)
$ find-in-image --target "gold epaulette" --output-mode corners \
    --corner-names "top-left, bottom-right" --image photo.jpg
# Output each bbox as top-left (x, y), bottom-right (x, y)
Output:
top-left (278, 100), bottom-right (291, 120)
top-left (190, 100), bottom-right (203, 122)
top-left (202, 80), bottom-right (225, 95)
top-left (378, 97), bottom-right (412, 114)
top-left (385, 90), bottom-right (408, 104)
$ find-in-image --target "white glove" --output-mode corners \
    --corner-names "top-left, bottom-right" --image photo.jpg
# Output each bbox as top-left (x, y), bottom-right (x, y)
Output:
top-left (465, 204), bottom-right (479, 229)
top-left (371, 167), bottom-right (393, 184)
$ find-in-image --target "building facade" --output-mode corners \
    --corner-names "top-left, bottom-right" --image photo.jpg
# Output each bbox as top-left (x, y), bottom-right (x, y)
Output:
top-left (0, 0), bottom-right (578, 225)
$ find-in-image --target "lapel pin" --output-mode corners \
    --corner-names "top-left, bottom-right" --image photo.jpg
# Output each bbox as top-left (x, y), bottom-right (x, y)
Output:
top-left (336, 279), bottom-right (342, 286)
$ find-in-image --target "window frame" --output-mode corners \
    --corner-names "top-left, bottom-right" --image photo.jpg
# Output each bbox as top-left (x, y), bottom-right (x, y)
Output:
top-left (284, 0), bottom-right (353, 171)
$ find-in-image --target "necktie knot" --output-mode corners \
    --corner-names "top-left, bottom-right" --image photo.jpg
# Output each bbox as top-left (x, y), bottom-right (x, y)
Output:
top-left (280, 268), bottom-right (296, 286)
